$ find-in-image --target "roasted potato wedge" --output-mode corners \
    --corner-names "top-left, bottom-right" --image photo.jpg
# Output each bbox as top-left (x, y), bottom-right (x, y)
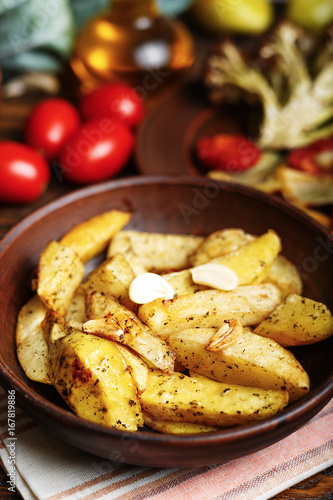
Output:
top-left (116, 344), bottom-right (149, 395)
top-left (84, 292), bottom-right (175, 373)
top-left (138, 284), bottom-right (281, 337)
top-left (37, 241), bottom-right (85, 316)
top-left (16, 295), bottom-right (50, 384)
top-left (142, 410), bottom-right (218, 434)
top-left (120, 249), bottom-right (147, 276)
top-left (81, 253), bottom-right (135, 310)
top-left (163, 269), bottom-right (207, 296)
top-left (266, 255), bottom-right (303, 299)
top-left (163, 230), bottom-right (281, 296)
top-left (65, 290), bottom-right (88, 330)
top-left (211, 229), bottom-right (281, 285)
top-left (189, 228), bottom-right (255, 266)
top-left (107, 230), bottom-right (204, 272)
top-left (139, 369), bottom-right (288, 427)
top-left (254, 294), bottom-right (333, 346)
top-left (60, 210), bottom-right (131, 262)
top-left (43, 310), bottom-right (144, 431)
top-left (167, 323), bottom-right (310, 403)
top-left (16, 209), bottom-right (333, 435)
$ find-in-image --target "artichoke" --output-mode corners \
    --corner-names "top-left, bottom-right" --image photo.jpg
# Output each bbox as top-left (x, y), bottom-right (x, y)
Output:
top-left (206, 22), bottom-right (333, 149)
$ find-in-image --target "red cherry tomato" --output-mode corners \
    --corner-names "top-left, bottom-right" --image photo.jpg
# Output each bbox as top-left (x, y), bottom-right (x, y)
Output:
top-left (288, 137), bottom-right (333, 175)
top-left (288, 148), bottom-right (319, 174)
top-left (80, 84), bottom-right (145, 129)
top-left (0, 142), bottom-right (50, 204)
top-left (58, 118), bottom-right (134, 184)
top-left (197, 134), bottom-right (261, 173)
top-left (24, 98), bottom-right (81, 161)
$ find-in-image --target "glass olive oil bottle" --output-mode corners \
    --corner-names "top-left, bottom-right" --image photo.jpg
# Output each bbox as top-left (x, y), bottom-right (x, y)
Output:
top-left (71, 0), bottom-right (195, 95)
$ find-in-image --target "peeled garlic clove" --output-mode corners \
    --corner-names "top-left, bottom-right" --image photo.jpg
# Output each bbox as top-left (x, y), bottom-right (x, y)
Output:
top-left (190, 263), bottom-right (238, 291)
top-left (129, 272), bottom-right (175, 304)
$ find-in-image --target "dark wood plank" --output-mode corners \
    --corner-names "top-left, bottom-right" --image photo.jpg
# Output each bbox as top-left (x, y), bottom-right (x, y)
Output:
top-left (272, 465), bottom-right (333, 499)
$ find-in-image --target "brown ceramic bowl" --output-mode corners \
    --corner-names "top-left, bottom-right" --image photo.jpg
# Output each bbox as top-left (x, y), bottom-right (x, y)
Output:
top-left (0, 176), bottom-right (332, 468)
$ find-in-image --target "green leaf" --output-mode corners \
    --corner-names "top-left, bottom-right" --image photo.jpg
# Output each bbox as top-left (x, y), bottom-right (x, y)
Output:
top-left (0, 0), bottom-right (74, 62)
top-left (0, 0), bottom-right (28, 16)
top-left (1, 50), bottom-right (63, 72)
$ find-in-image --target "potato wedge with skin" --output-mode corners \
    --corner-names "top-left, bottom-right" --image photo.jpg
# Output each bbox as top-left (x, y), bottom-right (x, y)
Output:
top-left (138, 284), bottom-right (281, 337)
top-left (81, 253), bottom-right (135, 310)
top-left (65, 291), bottom-right (88, 330)
top-left (163, 269), bottom-right (207, 297)
top-left (189, 228), bottom-right (255, 267)
top-left (142, 410), bottom-right (218, 434)
top-left (42, 308), bottom-right (75, 344)
top-left (167, 325), bottom-right (310, 403)
top-left (16, 295), bottom-right (50, 384)
top-left (116, 344), bottom-right (149, 395)
top-left (266, 255), bottom-right (303, 299)
top-left (139, 369), bottom-right (288, 427)
top-left (44, 310), bottom-right (144, 431)
top-left (37, 241), bottom-right (85, 316)
top-left (163, 230), bottom-right (281, 296)
top-left (211, 229), bottom-right (281, 285)
top-left (254, 294), bottom-right (333, 346)
top-left (121, 249), bottom-right (147, 276)
top-left (84, 292), bottom-right (175, 373)
top-left (85, 289), bottom-right (115, 319)
top-left (60, 210), bottom-right (131, 263)
top-left (107, 230), bottom-right (204, 272)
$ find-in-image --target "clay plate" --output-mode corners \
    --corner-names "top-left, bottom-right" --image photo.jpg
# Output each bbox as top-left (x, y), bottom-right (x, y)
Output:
top-left (135, 80), bottom-right (260, 176)
top-left (0, 176), bottom-right (332, 468)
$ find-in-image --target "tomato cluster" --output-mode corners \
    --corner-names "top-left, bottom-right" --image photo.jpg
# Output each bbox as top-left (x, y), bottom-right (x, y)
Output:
top-left (0, 84), bottom-right (145, 204)
top-left (196, 133), bottom-right (333, 176)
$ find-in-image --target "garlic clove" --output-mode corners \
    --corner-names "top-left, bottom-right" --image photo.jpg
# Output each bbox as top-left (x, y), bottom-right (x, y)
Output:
top-left (129, 272), bottom-right (175, 304)
top-left (206, 319), bottom-right (243, 351)
top-left (190, 263), bottom-right (238, 291)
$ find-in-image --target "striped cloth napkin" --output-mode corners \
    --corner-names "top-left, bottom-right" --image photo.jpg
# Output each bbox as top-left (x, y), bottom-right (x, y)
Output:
top-left (0, 385), bottom-right (332, 500)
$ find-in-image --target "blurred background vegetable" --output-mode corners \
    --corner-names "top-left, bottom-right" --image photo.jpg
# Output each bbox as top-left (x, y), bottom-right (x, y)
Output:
top-left (197, 134), bottom-right (262, 173)
top-left (0, 142), bottom-right (50, 204)
top-left (24, 98), bottom-right (81, 161)
top-left (1, 0), bottom-right (332, 93)
top-left (189, 0), bottom-right (274, 36)
top-left (80, 84), bottom-right (145, 129)
top-left (205, 22), bottom-right (333, 150)
top-left (0, 0), bottom-right (74, 80)
top-left (59, 118), bottom-right (134, 185)
top-left (0, 0), bottom-right (332, 213)
top-left (285, 0), bottom-right (333, 32)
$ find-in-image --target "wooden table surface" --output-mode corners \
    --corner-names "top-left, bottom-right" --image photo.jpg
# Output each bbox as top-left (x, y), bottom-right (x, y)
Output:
top-left (0, 84), bottom-right (332, 500)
